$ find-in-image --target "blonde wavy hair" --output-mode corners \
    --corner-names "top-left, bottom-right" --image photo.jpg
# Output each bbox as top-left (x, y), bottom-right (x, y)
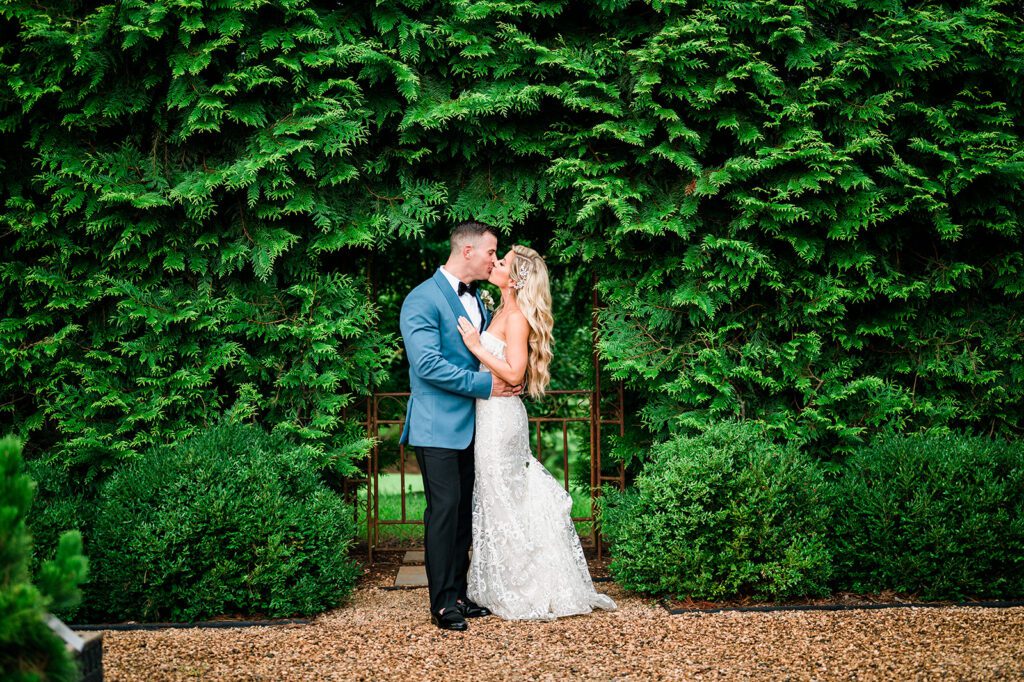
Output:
top-left (507, 244), bottom-right (553, 399)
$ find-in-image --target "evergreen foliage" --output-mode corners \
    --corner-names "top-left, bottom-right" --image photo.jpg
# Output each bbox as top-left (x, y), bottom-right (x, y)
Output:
top-left (599, 421), bottom-right (833, 600)
top-left (86, 422), bottom-right (359, 622)
top-left (0, 436), bottom-right (88, 682)
top-left (25, 460), bottom-right (98, 622)
top-left (566, 1), bottom-right (1024, 453)
top-left (2, 0), bottom-right (1023, 606)
top-left (602, 427), bottom-right (1024, 600)
top-left (830, 431), bottom-right (1024, 599)
top-left (3, 0), bottom-right (1021, 470)
top-left (0, 0), bottom-right (393, 475)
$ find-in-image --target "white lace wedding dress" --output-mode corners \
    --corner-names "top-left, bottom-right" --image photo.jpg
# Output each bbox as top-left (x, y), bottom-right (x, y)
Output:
top-left (467, 331), bottom-right (617, 620)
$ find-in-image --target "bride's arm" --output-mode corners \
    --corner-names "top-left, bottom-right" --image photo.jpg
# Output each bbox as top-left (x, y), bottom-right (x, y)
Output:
top-left (457, 314), bottom-right (530, 386)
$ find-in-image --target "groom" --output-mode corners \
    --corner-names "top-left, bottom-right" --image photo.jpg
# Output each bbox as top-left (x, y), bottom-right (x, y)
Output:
top-left (399, 221), bottom-right (520, 631)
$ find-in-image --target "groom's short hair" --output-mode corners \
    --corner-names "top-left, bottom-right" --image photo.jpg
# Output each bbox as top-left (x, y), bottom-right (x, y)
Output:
top-left (450, 221), bottom-right (498, 253)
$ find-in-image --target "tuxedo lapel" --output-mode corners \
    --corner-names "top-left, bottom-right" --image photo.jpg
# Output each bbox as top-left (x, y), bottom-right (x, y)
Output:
top-left (432, 269), bottom-right (467, 324)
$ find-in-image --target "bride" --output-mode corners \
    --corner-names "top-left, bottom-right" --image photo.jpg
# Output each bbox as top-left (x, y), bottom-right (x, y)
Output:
top-left (455, 245), bottom-right (617, 620)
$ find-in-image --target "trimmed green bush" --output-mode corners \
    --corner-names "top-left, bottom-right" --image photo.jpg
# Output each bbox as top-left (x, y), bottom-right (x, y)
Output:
top-left (830, 431), bottom-right (1024, 600)
top-left (0, 436), bottom-right (88, 682)
top-left (85, 422), bottom-right (359, 622)
top-left (599, 421), bottom-right (832, 600)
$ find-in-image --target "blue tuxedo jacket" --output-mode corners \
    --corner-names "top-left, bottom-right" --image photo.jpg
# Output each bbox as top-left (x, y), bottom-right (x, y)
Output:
top-left (399, 269), bottom-right (493, 449)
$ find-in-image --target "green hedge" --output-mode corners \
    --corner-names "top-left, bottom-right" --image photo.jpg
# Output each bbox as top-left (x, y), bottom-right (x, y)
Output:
top-left (581, 1), bottom-right (1024, 454)
top-left (602, 427), bottom-right (1024, 601)
top-left (3, 0), bottom-right (1023, 609)
top-left (830, 432), bottom-right (1024, 600)
top-left (3, 0), bottom-right (1023, 478)
top-left (599, 421), bottom-right (833, 600)
top-left (0, 0), bottom-right (391, 476)
top-left (83, 422), bottom-right (359, 622)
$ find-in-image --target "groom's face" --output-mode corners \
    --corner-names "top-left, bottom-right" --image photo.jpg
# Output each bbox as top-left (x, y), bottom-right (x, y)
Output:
top-left (467, 233), bottom-right (498, 281)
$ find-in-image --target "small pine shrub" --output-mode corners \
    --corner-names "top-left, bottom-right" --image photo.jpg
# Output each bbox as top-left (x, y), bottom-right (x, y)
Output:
top-left (0, 436), bottom-right (88, 682)
top-left (600, 421), bottom-right (832, 600)
top-left (830, 432), bottom-right (1024, 600)
top-left (86, 422), bottom-right (359, 622)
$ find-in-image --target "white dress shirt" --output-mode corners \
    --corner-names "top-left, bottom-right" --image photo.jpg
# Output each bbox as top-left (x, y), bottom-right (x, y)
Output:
top-left (439, 266), bottom-right (483, 331)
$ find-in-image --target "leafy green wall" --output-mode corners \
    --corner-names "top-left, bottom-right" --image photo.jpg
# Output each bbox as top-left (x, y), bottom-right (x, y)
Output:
top-left (578, 1), bottom-right (1024, 455)
top-left (2, 0), bottom-right (1022, 474)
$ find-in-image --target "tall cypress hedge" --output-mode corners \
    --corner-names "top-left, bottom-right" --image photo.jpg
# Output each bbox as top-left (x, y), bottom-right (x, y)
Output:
top-left (576, 0), bottom-right (1024, 455)
top-left (2, 0), bottom-right (1022, 472)
top-left (1, 0), bottom-right (398, 474)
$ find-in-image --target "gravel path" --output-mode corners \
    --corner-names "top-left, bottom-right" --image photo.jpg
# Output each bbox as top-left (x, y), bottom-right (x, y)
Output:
top-left (101, 564), bottom-right (1024, 681)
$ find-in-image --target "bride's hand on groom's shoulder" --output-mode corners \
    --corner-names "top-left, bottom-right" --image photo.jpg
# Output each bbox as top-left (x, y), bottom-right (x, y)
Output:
top-left (457, 316), bottom-right (482, 350)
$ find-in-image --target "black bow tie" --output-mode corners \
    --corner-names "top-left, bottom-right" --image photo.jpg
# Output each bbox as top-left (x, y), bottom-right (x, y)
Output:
top-left (457, 281), bottom-right (478, 297)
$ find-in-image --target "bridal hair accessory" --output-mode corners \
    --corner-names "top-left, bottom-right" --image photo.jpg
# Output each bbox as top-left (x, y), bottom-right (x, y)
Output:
top-left (512, 260), bottom-right (531, 291)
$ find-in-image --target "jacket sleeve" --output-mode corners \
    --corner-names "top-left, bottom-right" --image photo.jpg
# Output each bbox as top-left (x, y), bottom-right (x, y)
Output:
top-left (400, 290), bottom-right (493, 399)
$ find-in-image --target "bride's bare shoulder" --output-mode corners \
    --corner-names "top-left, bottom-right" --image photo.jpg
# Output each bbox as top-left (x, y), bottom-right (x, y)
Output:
top-left (506, 309), bottom-right (530, 337)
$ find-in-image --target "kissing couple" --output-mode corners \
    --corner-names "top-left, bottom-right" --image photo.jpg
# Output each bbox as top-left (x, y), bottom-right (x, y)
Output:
top-left (399, 221), bottom-right (617, 630)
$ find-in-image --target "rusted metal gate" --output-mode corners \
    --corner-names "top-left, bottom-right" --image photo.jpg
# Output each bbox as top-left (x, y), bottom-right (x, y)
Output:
top-left (347, 287), bottom-right (626, 564)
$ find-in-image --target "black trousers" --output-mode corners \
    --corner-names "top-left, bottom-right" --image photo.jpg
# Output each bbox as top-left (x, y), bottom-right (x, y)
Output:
top-left (414, 444), bottom-right (475, 614)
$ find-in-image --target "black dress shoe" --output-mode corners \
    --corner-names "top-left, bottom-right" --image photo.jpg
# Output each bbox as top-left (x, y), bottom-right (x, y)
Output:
top-left (456, 598), bottom-right (491, 618)
top-left (431, 608), bottom-right (468, 631)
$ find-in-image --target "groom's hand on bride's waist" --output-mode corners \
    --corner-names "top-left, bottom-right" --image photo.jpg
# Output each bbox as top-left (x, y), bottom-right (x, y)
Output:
top-left (491, 376), bottom-right (524, 397)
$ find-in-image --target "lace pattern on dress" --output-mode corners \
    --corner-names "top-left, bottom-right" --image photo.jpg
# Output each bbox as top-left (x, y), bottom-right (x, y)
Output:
top-left (466, 331), bottom-right (617, 620)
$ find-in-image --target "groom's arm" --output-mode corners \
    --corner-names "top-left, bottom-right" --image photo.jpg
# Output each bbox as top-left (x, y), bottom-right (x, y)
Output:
top-left (401, 293), bottom-right (492, 399)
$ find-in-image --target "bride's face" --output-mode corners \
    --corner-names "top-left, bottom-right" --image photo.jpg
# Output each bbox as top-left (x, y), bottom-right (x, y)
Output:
top-left (488, 249), bottom-right (516, 288)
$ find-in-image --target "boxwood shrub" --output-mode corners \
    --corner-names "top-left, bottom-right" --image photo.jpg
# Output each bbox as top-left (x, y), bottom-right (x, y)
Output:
top-left (830, 431), bottom-right (1024, 600)
top-left (85, 422), bottom-right (359, 622)
top-left (25, 459), bottom-right (93, 621)
top-left (600, 421), bottom-right (832, 600)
